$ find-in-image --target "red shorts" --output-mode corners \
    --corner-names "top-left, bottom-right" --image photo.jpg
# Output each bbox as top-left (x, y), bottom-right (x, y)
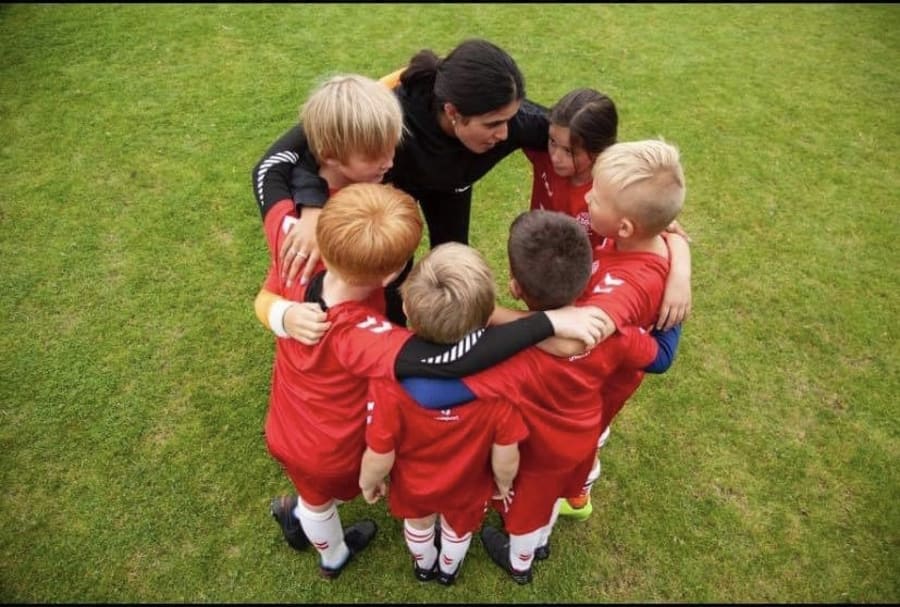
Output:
top-left (267, 441), bottom-right (361, 506)
top-left (496, 460), bottom-right (594, 535)
top-left (281, 464), bottom-right (361, 506)
top-left (389, 494), bottom-right (489, 536)
top-left (601, 368), bottom-right (645, 433)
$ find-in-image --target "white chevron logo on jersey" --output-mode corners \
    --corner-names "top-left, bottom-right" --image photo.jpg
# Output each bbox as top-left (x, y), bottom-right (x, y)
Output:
top-left (593, 272), bottom-right (625, 294)
top-left (357, 316), bottom-right (392, 333)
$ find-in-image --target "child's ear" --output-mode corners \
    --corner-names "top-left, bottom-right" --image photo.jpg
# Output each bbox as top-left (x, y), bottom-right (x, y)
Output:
top-left (508, 278), bottom-right (523, 301)
top-left (381, 268), bottom-right (403, 287)
top-left (617, 218), bottom-right (635, 239)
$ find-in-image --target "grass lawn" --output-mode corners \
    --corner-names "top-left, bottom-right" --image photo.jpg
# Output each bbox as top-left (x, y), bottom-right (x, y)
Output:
top-left (1, 3), bottom-right (897, 603)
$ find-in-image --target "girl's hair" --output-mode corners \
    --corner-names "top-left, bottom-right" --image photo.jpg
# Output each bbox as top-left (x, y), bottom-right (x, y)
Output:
top-left (507, 210), bottom-right (593, 311)
top-left (550, 88), bottom-right (618, 155)
top-left (400, 243), bottom-right (495, 344)
top-left (301, 74), bottom-right (403, 164)
top-left (400, 38), bottom-right (525, 116)
top-left (316, 183), bottom-right (423, 286)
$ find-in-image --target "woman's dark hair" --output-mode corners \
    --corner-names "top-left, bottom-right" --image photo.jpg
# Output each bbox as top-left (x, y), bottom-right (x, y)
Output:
top-left (400, 38), bottom-right (525, 116)
top-left (549, 88), bottom-right (618, 156)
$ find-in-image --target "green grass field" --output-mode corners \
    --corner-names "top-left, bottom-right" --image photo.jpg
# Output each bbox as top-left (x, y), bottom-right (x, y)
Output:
top-left (1, 3), bottom-right (898, 603)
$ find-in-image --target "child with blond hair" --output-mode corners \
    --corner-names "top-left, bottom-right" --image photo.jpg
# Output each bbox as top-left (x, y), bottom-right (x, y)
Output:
top-left (359, 243), bottom-right (529, 586)
top-left (558, 138), bottom-right (689, 518)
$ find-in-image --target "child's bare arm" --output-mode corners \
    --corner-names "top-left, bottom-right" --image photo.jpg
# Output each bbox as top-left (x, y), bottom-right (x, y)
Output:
top-left (359, 447), bottom-right (395, 505)
top-left (254, 287), bottom-right (331, 345)
top-left (658, 232), bottom-right (692, 330)
top-left (491, 442), bottom-right (520, 509)
top-left (491, 304), bottom-right (615, 353)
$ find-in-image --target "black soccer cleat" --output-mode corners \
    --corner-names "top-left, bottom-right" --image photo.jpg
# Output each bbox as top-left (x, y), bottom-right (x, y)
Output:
top-left (534, 539), bottom-right (551, 561)
top-left (413, 559), bottom-right (439, 582)
top-left (412, 522), bottom-right (442, 582)
top-left (436, 562), bottom-right (462, 586)
top-left (319, 519), bottom-right (378, 579)
top-left (270, 495), bottom-right (309, 551)
top-left (481, 525), bottom-right (533, 585)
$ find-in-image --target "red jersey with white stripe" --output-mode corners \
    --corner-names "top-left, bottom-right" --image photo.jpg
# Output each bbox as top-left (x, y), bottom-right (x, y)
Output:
top-left (524, 149), bottom-right (602, 248)
top-left (365, 378), bottom-right (528, 534)
top-left (463, 328), bottom-right (657, 533)
top-left (578, 236), bottom-right (670, 431)
top-left (579, 236), bottom-right (669, 330)
top-left (261, 199), bottom-right (411, 487)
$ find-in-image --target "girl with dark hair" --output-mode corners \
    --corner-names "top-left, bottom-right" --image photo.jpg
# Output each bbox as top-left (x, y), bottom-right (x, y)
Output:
top-left (526, 88), bottom-right (619, 248)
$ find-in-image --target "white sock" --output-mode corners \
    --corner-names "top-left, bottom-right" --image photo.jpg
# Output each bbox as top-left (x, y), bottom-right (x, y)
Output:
top-left (404, 520), bottom-right (437, 570)
top-left (438, 518), bottom-right (471, 575)
top-left (582, 458), bottom-right (602, 495)
top-left (509, 528), bottom-right (541, 572)
top-left (598, 425), bottom-right (611, 448)
top-left (538, 499), bottom-right (562, 549)
top-left (296, 500), bottom-right (349, 570)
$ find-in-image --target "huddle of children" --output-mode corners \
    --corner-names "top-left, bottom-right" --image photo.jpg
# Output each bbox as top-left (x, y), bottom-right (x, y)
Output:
top-left (252, 70), bottom-right (689, 586)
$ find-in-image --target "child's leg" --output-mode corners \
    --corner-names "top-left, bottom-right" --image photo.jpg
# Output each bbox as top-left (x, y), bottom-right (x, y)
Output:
top-left (508, 528), bottom-right (542, 573)
top-left (569, 454), bottom-right (603, 507)
top-left (404, 515), bottom-right (439, 573)
top-left (295, 497), bottom-right (349, 570)
top-left (559, 426), bottom-right (610, 518)
top-left (535, 498), bottom-right (562, 560)
top-left (438, 516), bottom-right (472, 578)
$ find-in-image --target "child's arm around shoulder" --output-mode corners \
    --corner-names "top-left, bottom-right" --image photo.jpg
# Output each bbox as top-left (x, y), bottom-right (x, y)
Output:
top-left (658, 230), bottom-right (692, 330)
top-left (491, 304), bottom-right (616, 356)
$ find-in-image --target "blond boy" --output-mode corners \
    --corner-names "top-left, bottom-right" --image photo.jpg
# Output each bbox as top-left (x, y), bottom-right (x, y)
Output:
top-left (359, 243), bottom-right (529, 586)
top-left (559, 138), bottom-right (688, 518)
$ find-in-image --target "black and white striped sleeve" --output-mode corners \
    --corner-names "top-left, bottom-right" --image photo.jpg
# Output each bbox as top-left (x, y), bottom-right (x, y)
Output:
top-left (393, 311), bottom-right (555, 378)
top-left (251, 125), bottom-right (327, 220)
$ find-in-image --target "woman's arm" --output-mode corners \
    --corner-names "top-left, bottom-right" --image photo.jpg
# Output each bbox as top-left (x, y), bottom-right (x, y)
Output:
top-left (515, 98), bottom-right (551, 150)
top-left (492, 303), bottom-right (615, 358)
top-left (394, 305), bottom-right (608, 378)
top-left (402, 323), bottom-right (683, 408)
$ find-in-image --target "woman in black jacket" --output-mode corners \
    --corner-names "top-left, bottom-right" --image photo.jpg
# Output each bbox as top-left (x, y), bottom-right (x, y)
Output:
top-left (254, 39), bottom-right (550, 325)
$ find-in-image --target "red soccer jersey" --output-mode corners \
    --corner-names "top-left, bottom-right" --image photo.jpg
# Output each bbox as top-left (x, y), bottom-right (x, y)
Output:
top-left (577, 236), bottom-right (671, 432)
top-left (525, 149), bottom-right (602, 248)
top-left (463, 328), bottom-right (657, 533)
top-left (579, 236), bottom-right (670, 330)
top-left (366, 378), bottom-right (528, 534)
top-left (262, 199), bottom-right (412, 498)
